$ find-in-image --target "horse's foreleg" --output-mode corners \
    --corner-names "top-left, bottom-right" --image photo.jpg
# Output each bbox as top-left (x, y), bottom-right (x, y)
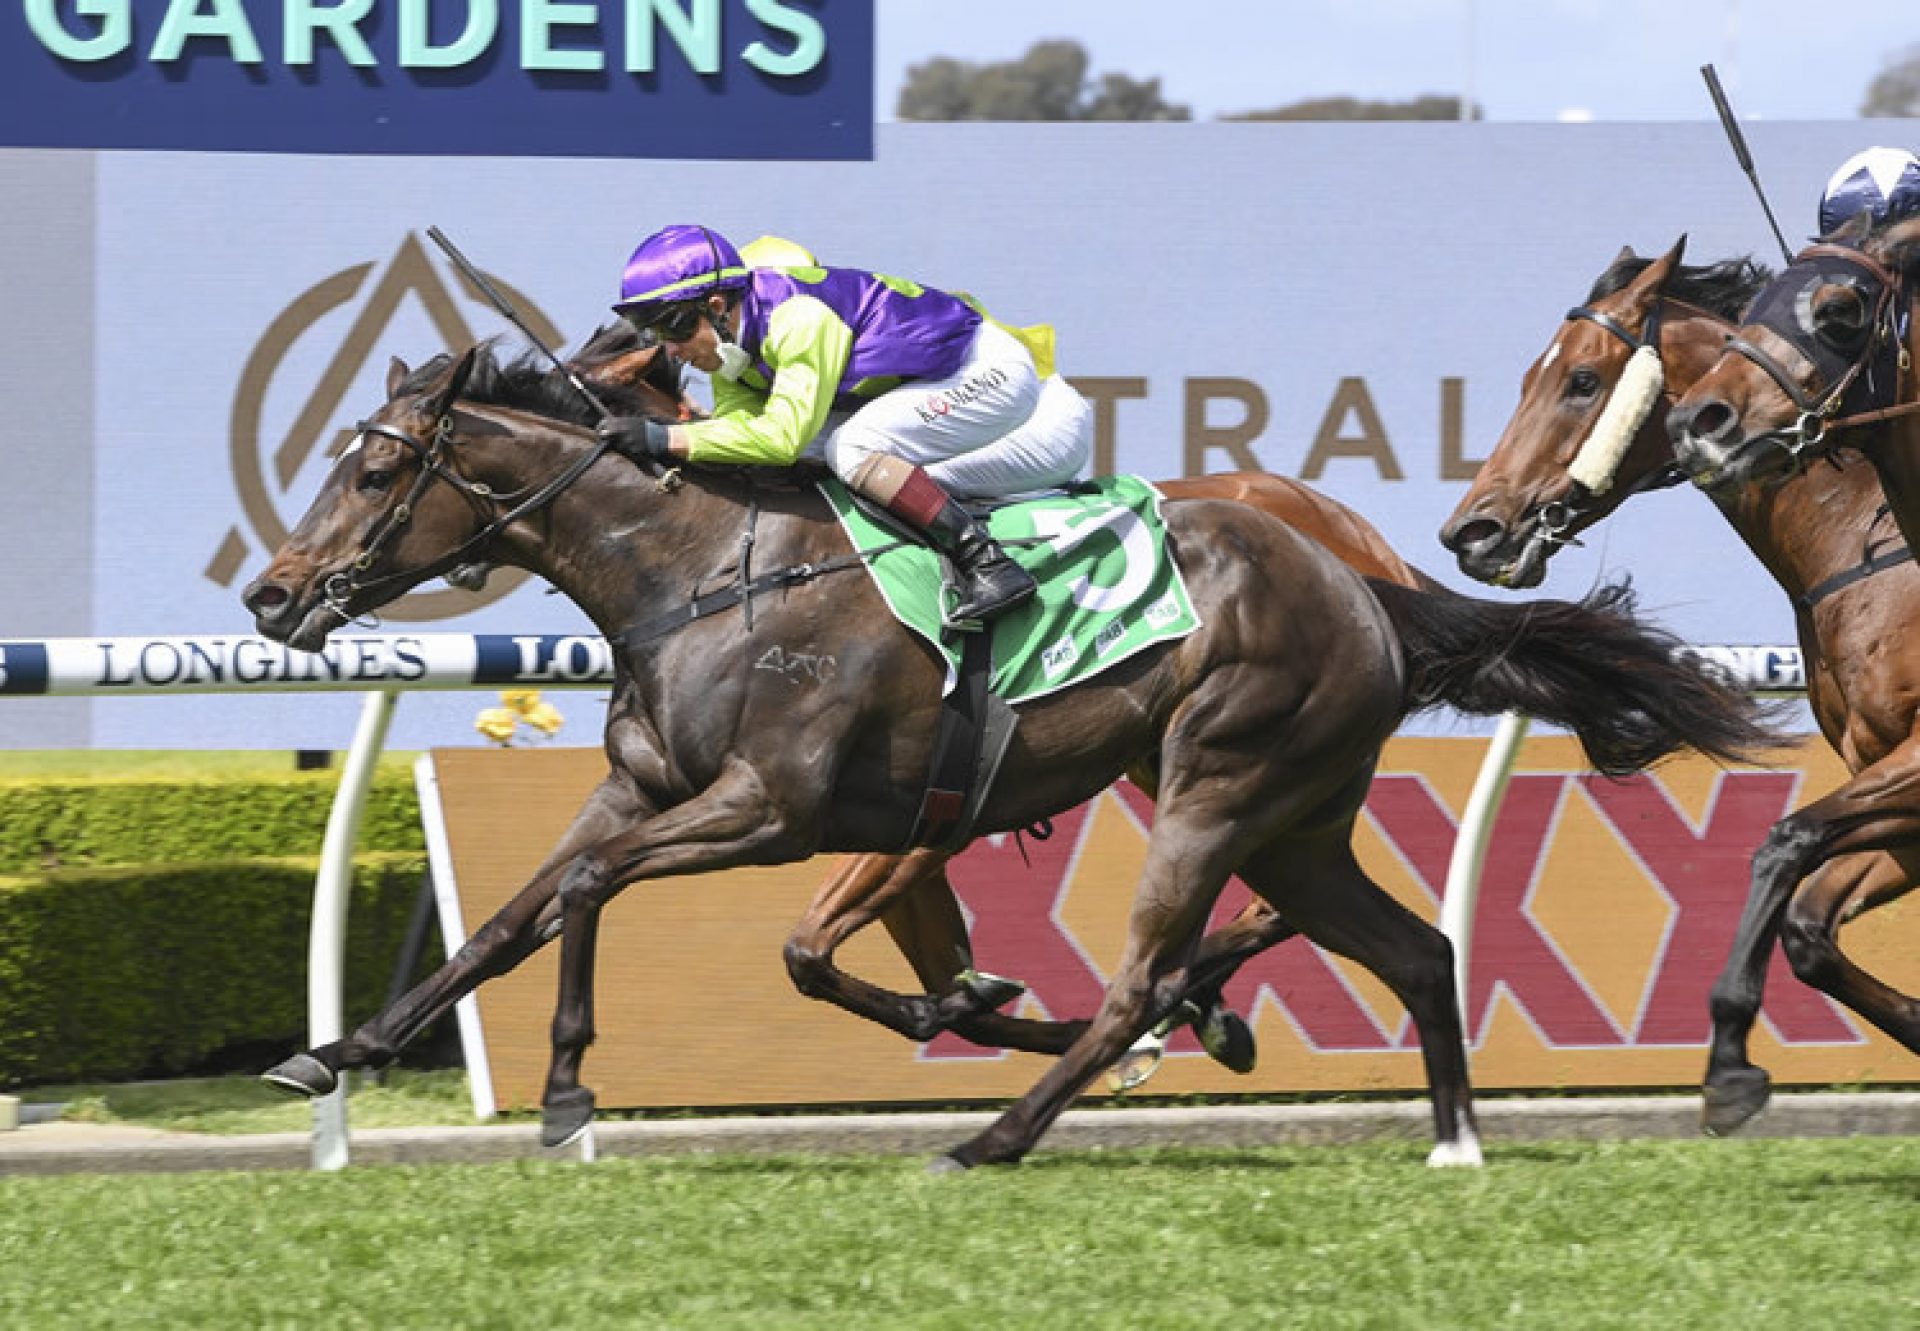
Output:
top-left (263, 773), bottom-right (652, 1097)
top-left (541, 773), bottom-right (806, 1147)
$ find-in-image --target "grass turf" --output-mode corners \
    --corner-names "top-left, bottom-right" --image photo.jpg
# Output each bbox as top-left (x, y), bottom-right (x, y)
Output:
top-left (20, 1068), bottom-right (484, 1135)
top-left (0, 1137), bottom-right (1916, 1329)
top-left (0, 750), bottom-right (419, 780)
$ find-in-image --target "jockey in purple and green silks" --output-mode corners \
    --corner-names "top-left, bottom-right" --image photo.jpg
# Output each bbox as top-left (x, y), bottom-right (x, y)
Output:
top-left (597, 224), bottom-right (1094, 627)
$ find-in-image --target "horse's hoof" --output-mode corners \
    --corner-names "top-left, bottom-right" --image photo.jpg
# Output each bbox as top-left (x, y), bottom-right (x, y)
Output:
top-left (1702, 1066), bottom-right (1773, 1137)
top-left (925, 1153), bottom-right (971, 1176)
top-left (541, 1087), bottom-right (596, 1149)
top-left (1107, 1035), bottom-right (1166, 1094)
top-left (1198, 1007), bottom-right (1257, 1075)
top-left (956, 968), bottom-right (1027, 1011)
top-left (261, 1052), bottom-right (337, 1099)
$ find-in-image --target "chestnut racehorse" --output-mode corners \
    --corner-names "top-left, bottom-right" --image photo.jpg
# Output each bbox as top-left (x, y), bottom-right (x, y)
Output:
top-left (1659, 216), bottom-right (1920, 1130)
top-left (1443, 237), bottom-right (1920, 1134)
top-left (244, 341), bottom-right (1773, 1168)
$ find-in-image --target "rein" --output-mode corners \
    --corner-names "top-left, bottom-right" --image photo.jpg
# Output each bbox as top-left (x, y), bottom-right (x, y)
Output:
top-left (330, 411), bottom-right (920, 651)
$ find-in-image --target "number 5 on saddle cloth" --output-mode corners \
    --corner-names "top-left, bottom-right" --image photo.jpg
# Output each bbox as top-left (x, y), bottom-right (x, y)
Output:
top-left (826, 474), bottom-right (1202, 849)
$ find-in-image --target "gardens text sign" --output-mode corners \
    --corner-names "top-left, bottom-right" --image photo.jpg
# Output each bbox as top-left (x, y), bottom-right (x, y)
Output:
top-left (3, 0), bottom-right (872, 159)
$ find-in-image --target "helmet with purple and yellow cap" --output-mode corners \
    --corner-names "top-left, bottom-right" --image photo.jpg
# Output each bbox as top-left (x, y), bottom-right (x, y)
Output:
top-left (613, 225), bottom-right (750, 340)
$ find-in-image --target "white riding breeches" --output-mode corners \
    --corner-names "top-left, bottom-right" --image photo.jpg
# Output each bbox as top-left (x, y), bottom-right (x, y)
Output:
top-left (819, 321), bottom-right (1094, 499)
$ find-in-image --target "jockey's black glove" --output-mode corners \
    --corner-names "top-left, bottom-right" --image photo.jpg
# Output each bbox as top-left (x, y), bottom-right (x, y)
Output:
top-left (597, 416), bottom-right (672, 462)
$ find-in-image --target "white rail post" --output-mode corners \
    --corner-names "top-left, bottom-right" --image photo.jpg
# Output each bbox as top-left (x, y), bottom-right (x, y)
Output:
top-left (1438, 710), bottom-right (1531, 1041)
top-left (309, 688), bottom-right (400, 1171)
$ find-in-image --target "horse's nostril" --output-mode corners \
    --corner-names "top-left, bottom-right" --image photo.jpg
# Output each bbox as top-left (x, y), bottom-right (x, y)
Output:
top-left (1442, 517), bottom-right (1504, 554)
top-left (245, 582), bottom-right (292, 615)
top-left (1689, 400), bottom-right (1737, 443)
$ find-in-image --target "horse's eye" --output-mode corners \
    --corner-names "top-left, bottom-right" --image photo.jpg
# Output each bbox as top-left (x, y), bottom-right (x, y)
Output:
top-left (359, 470), bottom-right (395, 494)
top-left (1568, 367), bottom-right (1602, 399)
top-left (1812, 285), bottom-right (1869, 348)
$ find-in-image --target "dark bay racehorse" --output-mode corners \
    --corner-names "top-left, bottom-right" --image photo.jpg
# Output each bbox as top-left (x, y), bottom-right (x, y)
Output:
top-left (244, 343), bottom-right (1774, 1169)
top-left (1661, 215), bottom-right (1920, 1130)
top-left (577, 325), bottom-right (1432, 1080)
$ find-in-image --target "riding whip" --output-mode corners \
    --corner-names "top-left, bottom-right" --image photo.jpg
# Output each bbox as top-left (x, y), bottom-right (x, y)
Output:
top-left (1699, 64), bottom-right (1794, 265)
top-left (425, 225), bottom-right (614, 420)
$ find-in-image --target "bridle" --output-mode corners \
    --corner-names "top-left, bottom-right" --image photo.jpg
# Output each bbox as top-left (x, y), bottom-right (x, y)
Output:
top-left (319, 386), bottom-right (671, 624)
top-left (1717, 243), bottom-right (1919, 478)
top-left (1521, 296), bottom-right (1689, 553)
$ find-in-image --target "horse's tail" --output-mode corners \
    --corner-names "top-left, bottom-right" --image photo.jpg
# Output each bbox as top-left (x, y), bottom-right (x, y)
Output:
top-left (1366, 576), bottom-right (1783, 777)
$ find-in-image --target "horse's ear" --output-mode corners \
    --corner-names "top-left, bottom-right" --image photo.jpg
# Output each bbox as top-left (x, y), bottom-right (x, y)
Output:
top-left (387, 356), bottom-right (410, 398)
top-left (580, 344), bottom-right (661, 392)
top-left (1872, 215), bottom-right (1920, 280)
top-left (1633, 233), bottom-right (1688, 297)
top-left (426, 346), bottom-right (480, 418)
top-left (1827, 208), bottom-right (1874, 247)
top-left (1614, 244), bottom-right (1639, 267)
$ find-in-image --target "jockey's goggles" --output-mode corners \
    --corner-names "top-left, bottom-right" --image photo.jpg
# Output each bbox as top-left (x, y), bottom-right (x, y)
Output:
top-left (639, 302), bottom-right (707, 345)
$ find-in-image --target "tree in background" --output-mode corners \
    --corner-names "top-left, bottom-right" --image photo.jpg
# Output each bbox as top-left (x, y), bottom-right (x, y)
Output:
top-left (1224, 94), bottom-right (1478, 122)
top-left (1862, 44), bottom-right (1920, 117)
top-left (897, 40), bottom-right (1190, 121)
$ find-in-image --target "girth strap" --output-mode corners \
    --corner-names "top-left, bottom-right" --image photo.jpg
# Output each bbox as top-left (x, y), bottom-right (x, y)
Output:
top-left (905, 629), bottom-right (1021, 852)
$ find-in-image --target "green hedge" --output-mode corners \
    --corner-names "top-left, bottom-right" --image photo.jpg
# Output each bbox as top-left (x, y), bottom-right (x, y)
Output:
top-left (0, 773), bottom-right (424, 873)
top-left (0, 853), bottom-right (429, 1086)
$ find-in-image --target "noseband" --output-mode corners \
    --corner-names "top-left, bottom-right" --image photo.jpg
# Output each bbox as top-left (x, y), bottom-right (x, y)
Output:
top-left (1522, 299), bottom-right (1687, 551)
top-left (321, 409), bottom-right (647, 623)
top-left (1719, 244), bottom-right (1918, 477)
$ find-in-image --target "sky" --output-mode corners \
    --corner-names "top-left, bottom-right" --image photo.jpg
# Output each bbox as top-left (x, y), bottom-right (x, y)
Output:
top-left (876, 0), bottom-right (1918, 123)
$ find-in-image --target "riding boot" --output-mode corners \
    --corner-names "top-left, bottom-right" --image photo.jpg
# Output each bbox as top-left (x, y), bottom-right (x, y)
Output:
top-left (924, 499), bottom-right (1038, 625)
top-left (850, 456), bottom-right (1037, 627)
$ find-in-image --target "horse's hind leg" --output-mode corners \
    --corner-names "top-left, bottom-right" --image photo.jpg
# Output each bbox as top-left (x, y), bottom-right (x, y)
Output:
top-left (798, 850), bottom-right (1290, 1063)
top-left (783, 850), bottom-right (1042, 1044)
top-left (1705, 742), bottom-right (1920, 1134)
top-left (938, 815), bottom-right (1242, 1170)
top-left (1702, 849), bottom-right (1904, 1134)
top-left (1109, 899), bottom-right (1297, 1089)
top-left (1235, 830), bottom-right (1479, 1166)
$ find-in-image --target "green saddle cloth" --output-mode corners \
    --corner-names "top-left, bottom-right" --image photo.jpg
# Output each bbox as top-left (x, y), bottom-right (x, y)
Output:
top-left (820, 474), bottom-right (1202, 704)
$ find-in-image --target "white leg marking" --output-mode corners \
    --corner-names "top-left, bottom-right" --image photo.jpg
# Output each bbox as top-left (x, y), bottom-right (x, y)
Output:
top-left (1426, 1122), bottom-right (1484, 1169)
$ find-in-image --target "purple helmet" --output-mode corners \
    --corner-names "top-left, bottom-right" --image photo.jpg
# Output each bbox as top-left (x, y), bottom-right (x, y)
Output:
top-left (1818, 147), bottom-right (1920, 237)
top-left (613, 225), bottom-right (750, 325)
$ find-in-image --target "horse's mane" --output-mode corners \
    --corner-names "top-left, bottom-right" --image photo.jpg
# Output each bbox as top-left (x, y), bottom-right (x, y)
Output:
top-left (398, 332), bottom-right (827, 488)
top-left (1584, 254), bottom-right (1773, 323)
top-left (397, 325), bottom-right (680, 427)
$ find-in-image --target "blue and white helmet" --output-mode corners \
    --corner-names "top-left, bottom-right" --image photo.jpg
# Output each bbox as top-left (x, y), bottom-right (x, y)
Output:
top-left (1818, 146), bottom-right (1920, 237)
